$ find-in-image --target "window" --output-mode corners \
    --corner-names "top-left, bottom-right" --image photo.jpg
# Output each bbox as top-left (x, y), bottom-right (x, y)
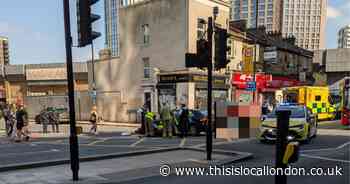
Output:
top-left (197, 18), bottom-right (206, 40)
top-left (142, 24), bottom-right (150, 44)
top-left (143, 58), bottom-right (150, 79)
top-left (315, 95), bottom-right (321, 101)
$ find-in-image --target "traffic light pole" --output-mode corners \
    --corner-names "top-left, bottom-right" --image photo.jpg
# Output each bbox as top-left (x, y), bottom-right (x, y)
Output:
top-left (275, 110), bottom-right (291, 184)
top-left (253, 0), bottom-right (258, 103)
top-left (206, 16), bottom-right (213, 161)
top-left (63, 0), bottom-right (80, 181)
top-left (91, 41), bottom-right (95, 88)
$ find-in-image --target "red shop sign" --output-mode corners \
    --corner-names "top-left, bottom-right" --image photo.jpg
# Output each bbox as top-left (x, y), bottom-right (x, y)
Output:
top-left (266, 76), bottom-right (300, 88)
top-left (232, 73), bottom-right (272, 90)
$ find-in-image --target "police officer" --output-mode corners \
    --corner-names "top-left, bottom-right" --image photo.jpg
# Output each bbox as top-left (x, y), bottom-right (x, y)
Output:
top-left (144, 109), bottom-right (154, 137)
top-left (160, 102), bottom-right (173, 138)
top-left (179, 104), bottom-right (189, 138)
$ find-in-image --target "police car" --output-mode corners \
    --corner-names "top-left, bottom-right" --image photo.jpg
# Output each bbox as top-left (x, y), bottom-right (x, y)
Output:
top-left (258, 103), bottom-right (318, 143)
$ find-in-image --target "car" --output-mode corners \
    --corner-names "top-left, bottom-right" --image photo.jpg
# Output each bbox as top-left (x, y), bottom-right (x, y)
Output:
top-left (258, 104), bottom-right (317, 143)
top-left (151, 109), bottom-right (208, 136)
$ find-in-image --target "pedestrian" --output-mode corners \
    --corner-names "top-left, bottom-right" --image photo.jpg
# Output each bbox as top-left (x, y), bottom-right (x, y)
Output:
top-left (5, 104), bottom-right (16, 138)
top-left (15, 103), bottom-right (29, 142)
top-left (178, 104), bottom-right (189, 138)
top-left (144, 109), bottom-right (154, 137)
top-left (89, 106), bottom-right (98, 135)
top-left (3, 104), bottom-right (12, 137)
top-left (49, 109), bottom-right (60, 133)
top-left (160, 102), bottom-right (173, 138)
top-left (40, 108), bottom-right (50, 134)
top-left (0, 106), bottom-right (5, 135)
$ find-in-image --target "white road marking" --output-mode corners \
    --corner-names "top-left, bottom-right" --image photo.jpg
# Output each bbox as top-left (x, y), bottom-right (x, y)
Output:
top-left (301, 141), bottom-right (350, 153)
top-left (87, 138), bottom-right (110, 146)
top-left (301, 154), bottom-right (350, 163)
top-left (130, 137), bottom-right (145, 147)
top-left (179, 138), bottom-right (186, 147)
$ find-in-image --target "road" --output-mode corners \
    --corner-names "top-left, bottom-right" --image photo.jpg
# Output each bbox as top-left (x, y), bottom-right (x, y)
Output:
top-left (0, 132), bottom-right (227, 167)
top-left (0, 122), bottom-right (349, 184)
top-left (115, 134), bottom-right (350, 184)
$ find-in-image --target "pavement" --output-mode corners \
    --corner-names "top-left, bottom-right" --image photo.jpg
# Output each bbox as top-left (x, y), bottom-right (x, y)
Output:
top-left (318, 120), bottom-right (350, 130)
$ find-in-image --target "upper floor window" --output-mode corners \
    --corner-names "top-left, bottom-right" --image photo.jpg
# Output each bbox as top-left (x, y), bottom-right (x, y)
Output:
top-left (142, 24), bottom-right (150, 44)
top-left (143, 57), bottom-right (151, 79)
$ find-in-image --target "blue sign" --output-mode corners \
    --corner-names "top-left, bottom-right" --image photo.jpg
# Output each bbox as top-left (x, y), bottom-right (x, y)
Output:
top-left (246, 81), bottom-right (256, 91)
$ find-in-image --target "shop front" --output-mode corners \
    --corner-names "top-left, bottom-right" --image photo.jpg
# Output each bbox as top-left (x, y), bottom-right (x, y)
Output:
top-left (157, 72), bottom-right (229, 111)
top-left (231, 72), bottom-right (301, 105)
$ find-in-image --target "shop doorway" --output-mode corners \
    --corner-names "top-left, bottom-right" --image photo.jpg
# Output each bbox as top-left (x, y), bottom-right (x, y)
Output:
top-left (144, 92), bottom-right (152, 112)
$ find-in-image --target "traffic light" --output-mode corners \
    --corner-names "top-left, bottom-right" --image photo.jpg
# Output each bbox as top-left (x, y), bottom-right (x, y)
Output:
top-left (214, 28), bottom-right (230, 70)
top-left (197, 39), bottom-right (210, 67)
top-left (77, 0), bottom-right (101, 47)
top-left (185, 39), bottom-right (209, 68)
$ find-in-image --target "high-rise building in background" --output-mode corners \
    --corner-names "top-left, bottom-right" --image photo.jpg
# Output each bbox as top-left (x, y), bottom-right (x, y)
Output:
top-left (230, 0), bottom-right (283, 32)
top-left (105, 0), bottom-right (120, 57)
top-left (0, 37), bottom-right (9, 65)
top-left (281, 0), bottom-right (327, 50)
top-left (104, 0), bottom-right (145, 57)
top-left (230, 0), bottom-right (327, 51)
top-left (338, 25), bottom-right (350, 49)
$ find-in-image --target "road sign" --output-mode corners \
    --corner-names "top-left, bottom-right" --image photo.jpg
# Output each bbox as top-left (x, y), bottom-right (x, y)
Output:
top-left (246, 81), bottom-right (256, 91)
top-left (90, 89), bottom-right (97, 105)
top-left (243, 46), bottom-right (254, 74)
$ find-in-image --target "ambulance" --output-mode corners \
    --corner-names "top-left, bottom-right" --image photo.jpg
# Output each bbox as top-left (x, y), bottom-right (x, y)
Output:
top-left (281, 86), bottom-right (336, 121)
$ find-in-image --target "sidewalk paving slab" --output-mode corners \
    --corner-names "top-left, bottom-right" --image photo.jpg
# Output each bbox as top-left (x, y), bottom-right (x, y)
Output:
top-left (0, 149), bottom-right (252, 184)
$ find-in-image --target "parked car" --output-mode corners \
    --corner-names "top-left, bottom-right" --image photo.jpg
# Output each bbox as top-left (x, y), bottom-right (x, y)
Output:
top-left (258, 104), bottom-right (317, 143)
top-left (151, 109), bottom-right (208, 136)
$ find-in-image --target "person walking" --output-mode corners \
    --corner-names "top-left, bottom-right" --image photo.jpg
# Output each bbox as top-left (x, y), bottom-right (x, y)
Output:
top-left (15, 103), bottom-right (29, 142)
top-left (144, 109), bottom-right (155, 137)
top-left (49, 109), bottom-right (60, 133)
top-left (160, 102), bottom-right (173, 138)
top-left (0, 106), bottom-right (5, 135)
top-left (5, 104), bottom-right (16, 138)
top-left (40, 108), bottom-right (50, 134)
top-left (3, 104), bottom-right (11, 137)
top-left (179, 104), bottom-right (189, 138)
top-left (89, 106), bottom-right (98, 135)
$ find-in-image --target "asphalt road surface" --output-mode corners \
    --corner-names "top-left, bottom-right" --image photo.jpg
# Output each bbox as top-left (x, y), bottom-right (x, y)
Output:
top-left (0, 133), bottom-right (226, 167)
top-left (115, 135), bottom-right (350, 184)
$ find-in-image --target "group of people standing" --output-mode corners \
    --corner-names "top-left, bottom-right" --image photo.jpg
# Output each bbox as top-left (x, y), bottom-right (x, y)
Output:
top-left (1, 103), bottom-right (30, 142)
top-left (142, 102), bottom-right (189, 138)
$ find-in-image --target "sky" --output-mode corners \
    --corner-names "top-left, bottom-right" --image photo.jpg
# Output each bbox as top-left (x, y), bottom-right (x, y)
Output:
top-left (0, 0), bottom-right (105, 64)
top-left (0, 0), bottom-right (349, 64)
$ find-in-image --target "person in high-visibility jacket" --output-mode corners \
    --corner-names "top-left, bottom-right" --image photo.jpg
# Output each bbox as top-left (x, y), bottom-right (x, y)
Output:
top-left (145, 110), bottom-right (155, 137)
top-left (160, 102), bottom-right (173, 137)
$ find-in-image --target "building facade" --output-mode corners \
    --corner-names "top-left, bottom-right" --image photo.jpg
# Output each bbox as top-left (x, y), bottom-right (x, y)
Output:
top-left (338, 25), bottom-right (350, 49)
top-left (0, 37), bottom-right (10, 65)
top-left (281, 0), bottom-right (327, 50)
top-left (313, 48), bottom-right (350, 85)
top-left (94, 0), bottom-right (230, 123)
top-left (230, 0), bottom-right (283, 32)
